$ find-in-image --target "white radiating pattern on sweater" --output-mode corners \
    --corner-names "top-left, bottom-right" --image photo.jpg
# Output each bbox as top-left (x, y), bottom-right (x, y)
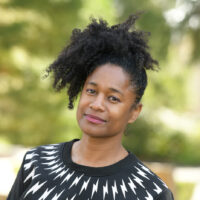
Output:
top-left (69, 174), bottom-right (84, 189)
top-left (43, 145), bottom-right (59, 150)
top-left (41, 159), bottom-right (60, 166)
top-left (44, 162), bottom-right (62, 170)
top-left (38, 186), bottom-right (56, 200)
top-left (20, 143), bottom-right (170, 200)
top-left (52, 190), bottom-right (64, 200)
top-left (112, 180), bottom-right (118, 200)
top-left (24, 181), bottom-right (47, 198)
top-left (79, 177), bottom-right (91, 195)
top-left (24, 160), bottom-right (37, 171)
top-left (91, 179), bottom-right (99, 199)
top-left (103, 180), bottom-right (108, 200)
top-left (49, 166), bottom-right (65, 175)
top-left (128, 177), bottom-right (137, 195)
top-left (54, 169), bottom-right (69, 180)
top-left (61, 171), bottom-right (75, 185)
top-left (132, 174), bottom-right (145, 188)
top-left (24, 166), bottom-right (40, 183)
top-left (25, 152), bottom-right (39, 160)
top-left (153, 182), bottom-right (162, 194)
top-left (41, 150), bottom-right (58, 155)
top-left (145, 190), bottom-right (153, 200)
top-left (41, 155), bottom-right (58, 160)
top-left (120, 179), bottom-right (128, 198)
top-left (135, 166), bottom-right (150, 180)
top-left (66, 194), bottom-right (76, 200)
top-left (137, 163), bottom-right (154, 175)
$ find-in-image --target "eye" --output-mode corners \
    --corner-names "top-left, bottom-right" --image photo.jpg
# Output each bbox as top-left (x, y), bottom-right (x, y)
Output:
top-left (86, 88), bottom-right (96, 95)
top-left (108, 96), bottom-right (120, 103)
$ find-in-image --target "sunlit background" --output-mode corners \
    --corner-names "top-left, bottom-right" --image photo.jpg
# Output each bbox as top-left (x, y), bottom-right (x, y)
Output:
top-left (0, 0), bottom-right (200, 199)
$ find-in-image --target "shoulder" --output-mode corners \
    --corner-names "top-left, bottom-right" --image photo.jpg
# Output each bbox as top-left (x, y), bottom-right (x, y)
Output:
top-left (20, 141), bottom-right (69, 187)
top-left (24, 142), bottom-right (65, 158)
top-left (8, 142), bottom-right (68, 199)
top-left (155, 188), bottom-right (174, 200)
top-left (124, 153), bottom-right (174, 199)
top-left (22, 141), bottom-right (68, 172)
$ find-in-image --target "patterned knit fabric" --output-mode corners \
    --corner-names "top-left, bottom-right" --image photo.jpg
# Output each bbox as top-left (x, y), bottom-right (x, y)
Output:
top-left (8, 139), bottom-right (174, 200)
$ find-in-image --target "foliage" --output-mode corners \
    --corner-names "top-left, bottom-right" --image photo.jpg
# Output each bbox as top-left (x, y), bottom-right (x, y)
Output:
top-left (0, 0), bottom-right (200, 165)
top-left (124, 119), bottom-right (200, 165)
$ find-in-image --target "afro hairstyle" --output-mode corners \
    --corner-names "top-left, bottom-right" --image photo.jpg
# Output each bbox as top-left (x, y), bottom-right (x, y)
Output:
top-left (44, 13), bottom-right (159, 109)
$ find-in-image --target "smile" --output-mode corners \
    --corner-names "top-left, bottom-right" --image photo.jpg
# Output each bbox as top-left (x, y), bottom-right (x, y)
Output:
top-left (84, 114), bottom-right (106, 124)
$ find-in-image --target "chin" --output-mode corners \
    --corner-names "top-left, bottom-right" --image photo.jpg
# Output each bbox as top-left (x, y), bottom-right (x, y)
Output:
top-left (85, 133), bottom-right (114, 139)
top-left (81, 127), bottom-right (119, 139)
top-left (81, 128), bottom-right (106, 137)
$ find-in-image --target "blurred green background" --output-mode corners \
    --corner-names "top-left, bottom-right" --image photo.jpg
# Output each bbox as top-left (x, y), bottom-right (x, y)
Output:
top-left (1, 0), bottom-right (200, 166)
top-left (1, 0), bottom-right (200, 199)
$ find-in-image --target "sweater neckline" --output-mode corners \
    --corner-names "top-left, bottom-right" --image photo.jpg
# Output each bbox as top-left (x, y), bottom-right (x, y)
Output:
top-left (62, 139), bottom-right (135, 177)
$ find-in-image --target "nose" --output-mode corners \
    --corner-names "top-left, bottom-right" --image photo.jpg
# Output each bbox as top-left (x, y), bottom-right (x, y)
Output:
top-left (89, 94), bottom-right (105, 112)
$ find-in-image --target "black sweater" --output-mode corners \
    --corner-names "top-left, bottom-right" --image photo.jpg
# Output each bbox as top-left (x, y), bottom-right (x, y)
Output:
top-left (7, 139), bottom-right (174, 200)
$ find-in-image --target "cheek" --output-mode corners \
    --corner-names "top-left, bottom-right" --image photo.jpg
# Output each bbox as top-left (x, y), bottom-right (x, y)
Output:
top-left (76, 95), bottom-right (88, 119)
top-left (109, 104), bottom-right (131, 123)
top-left (76, 104), bottom-right (81, 122)
top-left (109, 103), bottom-right (125, 116)
top-left (77, 104), bottom-right (83, 120)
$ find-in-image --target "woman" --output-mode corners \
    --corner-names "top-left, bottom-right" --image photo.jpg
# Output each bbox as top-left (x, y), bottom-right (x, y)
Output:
top-left (8, 14), bottom-right (174, 199)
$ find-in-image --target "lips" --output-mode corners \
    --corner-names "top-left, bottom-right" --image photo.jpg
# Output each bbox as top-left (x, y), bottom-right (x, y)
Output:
top-left (84, 114), bottom-right (106, 124)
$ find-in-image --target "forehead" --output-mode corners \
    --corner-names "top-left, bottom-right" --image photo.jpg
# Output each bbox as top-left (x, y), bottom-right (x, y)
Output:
top-left (85, 63), bottom-right (133, 91)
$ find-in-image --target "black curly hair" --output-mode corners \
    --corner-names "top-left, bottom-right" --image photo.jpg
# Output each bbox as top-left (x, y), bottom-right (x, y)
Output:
top-left (44, 13), bottom-right (159, 109)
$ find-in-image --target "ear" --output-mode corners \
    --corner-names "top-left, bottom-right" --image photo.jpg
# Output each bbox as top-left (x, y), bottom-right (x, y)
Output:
top-left (128, 103), bottom-right (143, 124)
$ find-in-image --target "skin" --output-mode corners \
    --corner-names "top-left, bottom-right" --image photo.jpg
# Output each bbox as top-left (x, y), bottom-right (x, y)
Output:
top-left (72, 63), bottom-right (142, 167)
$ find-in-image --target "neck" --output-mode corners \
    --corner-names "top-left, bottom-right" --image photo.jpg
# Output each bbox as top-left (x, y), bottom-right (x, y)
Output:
top-left (71, 134), bottom-right (128, 167)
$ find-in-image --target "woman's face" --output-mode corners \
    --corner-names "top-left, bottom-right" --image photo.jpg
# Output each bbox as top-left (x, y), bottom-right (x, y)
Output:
top-left (76, 63), bottom-right (142, 138)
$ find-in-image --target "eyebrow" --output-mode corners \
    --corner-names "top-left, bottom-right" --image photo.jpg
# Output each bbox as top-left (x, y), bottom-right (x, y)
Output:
top-left (88, 81), bottom-right (124, 96)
